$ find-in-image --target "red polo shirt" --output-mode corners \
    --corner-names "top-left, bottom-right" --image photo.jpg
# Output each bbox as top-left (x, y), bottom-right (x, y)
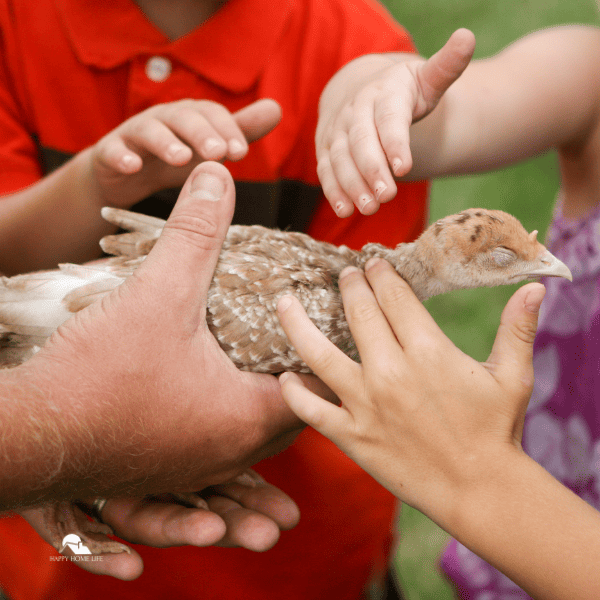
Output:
top-left (0, 1), bottom-right (428, 598)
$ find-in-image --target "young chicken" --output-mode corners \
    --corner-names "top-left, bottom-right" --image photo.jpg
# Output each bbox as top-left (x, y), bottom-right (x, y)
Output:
top-left (0, 206), bottom-right (572, 372)
top-left (0, 207), bottom-right (572, 554)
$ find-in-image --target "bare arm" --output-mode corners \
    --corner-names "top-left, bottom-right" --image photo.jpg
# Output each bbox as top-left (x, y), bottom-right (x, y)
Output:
top-left (410, 25), bottom-right (600, 179)
top-left (317, 25), bottom-right (600, 217)
top-left (278, 261), bottom-right (600, 600)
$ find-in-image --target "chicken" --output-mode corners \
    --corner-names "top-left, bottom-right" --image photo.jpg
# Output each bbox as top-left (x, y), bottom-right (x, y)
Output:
top-left (0, 207), bottom-right (572, 554)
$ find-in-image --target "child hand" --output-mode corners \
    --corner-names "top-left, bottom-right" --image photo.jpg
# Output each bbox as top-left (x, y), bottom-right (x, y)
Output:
top-left (20, 470), bottom-right (299, 580)
top-left (316, 29), bottom-right (475, 216)
top-left (277, 258), bottom-right (544, 524)
top-left (88, 98), bottom-right (281, 207)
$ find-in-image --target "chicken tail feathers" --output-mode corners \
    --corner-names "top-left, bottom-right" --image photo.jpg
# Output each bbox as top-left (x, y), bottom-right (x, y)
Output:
top-left (100, 208), bottom-right (165, 258)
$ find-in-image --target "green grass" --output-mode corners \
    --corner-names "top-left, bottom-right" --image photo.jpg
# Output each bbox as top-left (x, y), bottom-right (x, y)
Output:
top-left (377, 2), bottom-right (600, 598)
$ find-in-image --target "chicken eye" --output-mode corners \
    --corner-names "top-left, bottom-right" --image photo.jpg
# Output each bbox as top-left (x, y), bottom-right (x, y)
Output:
top-left (491, 247), bottom-right (516, 266)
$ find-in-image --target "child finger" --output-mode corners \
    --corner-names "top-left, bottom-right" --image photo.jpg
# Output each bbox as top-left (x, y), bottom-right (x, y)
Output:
top-left (347, 97), bottom-right (397, 203)
top-left (122, 117), bottom-right (193, 166)
top-left (328, 134), bottom-right (379, 215)
top-left (337, 266), bottom-right (404, 368)
top-left (234, 99), bottom-right (282, 143)
top-left (164, 106), bottom-right (230, 160)
top-left (96, 136), bottom-right (143, 174)
top-left (279, 372), bottom-right (351, 443)
top-left (192, 100), bottom-right (249, 160)
top-left (316, 153), bottom-right (355, 217)
top-left (363, 258), bottom-right (444, 349)
top-left (373, 86), bottom-right (414, 178)
top-left (276, 294), bottom-right (360, 397)
top-left (417, 28), bottom-right (475, 109)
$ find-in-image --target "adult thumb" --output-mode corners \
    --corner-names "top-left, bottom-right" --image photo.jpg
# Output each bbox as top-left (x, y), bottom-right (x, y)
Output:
top-left (136, 161), bottom-right (235, 312)
top-left (485, 282), bottom-right (546, 396)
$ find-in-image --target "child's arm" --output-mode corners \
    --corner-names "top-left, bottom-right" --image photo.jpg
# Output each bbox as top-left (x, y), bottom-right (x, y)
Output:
top-left (0, 99), bottom-right (281, 275)
top-left (277, 261), bottom-right (600, 600)
top-left (317, 25), bottom-right (600, 217)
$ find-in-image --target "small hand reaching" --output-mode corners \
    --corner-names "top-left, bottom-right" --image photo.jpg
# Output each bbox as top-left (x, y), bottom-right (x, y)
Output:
top-left (88, 98), bottom-right (281, 207)
top-left (316, 29), bottom-right (475, 216)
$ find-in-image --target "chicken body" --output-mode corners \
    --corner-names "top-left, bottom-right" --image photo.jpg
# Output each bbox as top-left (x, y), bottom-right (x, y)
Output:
top-left (0, 207), bottom-right (572, 373)
top-left (0, 207), bottom-right (572, 554)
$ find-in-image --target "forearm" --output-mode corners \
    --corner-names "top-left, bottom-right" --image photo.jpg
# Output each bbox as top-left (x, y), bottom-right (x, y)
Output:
top-left (443, 449), bottom-right (600, 600)
top-left (0, 365), bottom-right (85, 509)
top-left (0, 148), bottom-right (115, 275)
top-left (407, 26), bottom-right (600, 180)
top-left (0, 361), bottom-right (154, 510)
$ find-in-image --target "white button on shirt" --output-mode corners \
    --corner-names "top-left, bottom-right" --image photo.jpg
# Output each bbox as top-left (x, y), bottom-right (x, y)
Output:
top-left (145, 56), bottom-right (172, 82)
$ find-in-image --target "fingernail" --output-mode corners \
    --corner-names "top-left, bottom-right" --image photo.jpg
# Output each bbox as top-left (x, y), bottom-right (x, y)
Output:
top-left (203, 138), bottom-right (223, 154)
top-left (228, 139), bottom-right (245, 156)
top-left (524, 285), bottom-right (546, 313)
top-left (392, 158), bottom-right (402, 175)
top-left (119, 154), bottom-right (136, 171)
top-left (190, 171), bottom-right (224, 201)
top-left (232, 471), bottom-right (258, 488)
top-left (374, 181), bottom-right (387, 200)
top-left (277, 295), bottom-right (294, 313)
top-left (335, 201), bottom-right (345, 216)
top-left (359, 194), bottom-right (373, 211)
top-left (365, 257), bottom-right (382, 271)
top-left (279, 372), bottom-right (291, 384)
top-left (339, 266), bottom-right (360, 279)
top-left (167, 143), bottom-right (187, 160)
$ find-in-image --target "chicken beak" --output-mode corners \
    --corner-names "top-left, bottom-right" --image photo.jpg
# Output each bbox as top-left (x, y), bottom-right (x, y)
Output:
top-left (521, 250), bottom-right (573, 282)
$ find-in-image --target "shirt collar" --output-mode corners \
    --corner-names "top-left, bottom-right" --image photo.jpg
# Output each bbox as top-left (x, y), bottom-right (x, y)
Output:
top-left (56, 0), bottom-right (293, 93)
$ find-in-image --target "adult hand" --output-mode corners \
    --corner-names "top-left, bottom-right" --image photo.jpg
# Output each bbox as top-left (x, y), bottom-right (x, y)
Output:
top-left (278, 258), bottom-right (544, 525)
top-left (316, 29), bottom-right (475, 216)
top-left (6, 161), bottom-right (305, 509)
top-left (20, 470), bottom-right (299, 580)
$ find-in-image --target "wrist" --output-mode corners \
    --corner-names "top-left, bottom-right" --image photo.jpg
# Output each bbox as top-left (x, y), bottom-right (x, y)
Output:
top-left (422, 443), bottom-right (529, 538)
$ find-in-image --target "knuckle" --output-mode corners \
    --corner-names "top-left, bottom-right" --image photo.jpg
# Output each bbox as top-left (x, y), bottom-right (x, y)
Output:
top-left (377, 278), bottom-right (412, 309)
top-left (163, 213), bottom-right (221, 249)
top-left (347, 123), bottom-right (372, 147)
top-left (328, 138), bottom-right (348, 164)
top-left (308, 344), bottom-right (338, 374)
top-left (316, 156), bottom-right (331, 178)
top-left (510, 320), bottom-right (538, 345)
top-left (345, 300), bottom-right (381, 327)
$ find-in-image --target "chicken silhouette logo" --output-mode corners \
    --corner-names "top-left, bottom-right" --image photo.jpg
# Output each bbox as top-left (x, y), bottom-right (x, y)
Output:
top-left (59, 534), bottom-right (92, 555)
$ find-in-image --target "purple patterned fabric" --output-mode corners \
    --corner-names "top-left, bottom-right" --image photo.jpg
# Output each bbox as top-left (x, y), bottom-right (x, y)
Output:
top-left (441, 201), bottom-right (600, 599)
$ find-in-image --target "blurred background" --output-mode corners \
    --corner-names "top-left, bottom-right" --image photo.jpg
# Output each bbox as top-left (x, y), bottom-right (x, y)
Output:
top-left (377, 1), bottom-right (600, 598)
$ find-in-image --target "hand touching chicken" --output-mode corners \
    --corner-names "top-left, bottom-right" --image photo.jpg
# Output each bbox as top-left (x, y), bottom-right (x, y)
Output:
top-left (278, 260), bottom-right (543, 518)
